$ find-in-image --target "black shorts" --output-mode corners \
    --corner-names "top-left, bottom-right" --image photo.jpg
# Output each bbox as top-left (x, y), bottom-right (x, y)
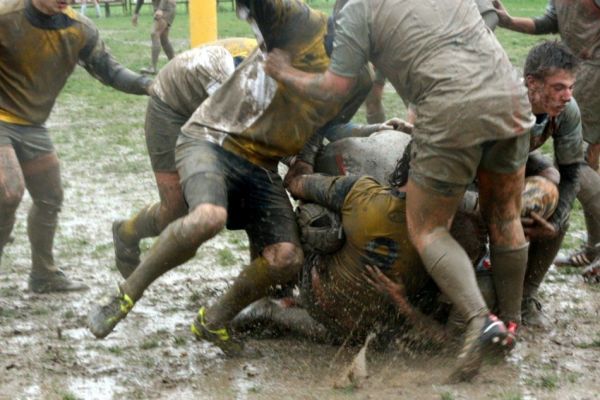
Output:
top-left (175, 135), bottom-right (300, 251)
top-left (145, 96), bottom-right (188, 172)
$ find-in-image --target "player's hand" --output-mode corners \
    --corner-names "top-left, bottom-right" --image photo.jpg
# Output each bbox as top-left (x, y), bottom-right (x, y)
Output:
top-left (364, 265), bottom-right (406, 300)
top-left (154, 9), bottom-right (163, 20)
top-left (265, 48), bottom-right (292, 80)
top-left (491, 0), bottom-right (511, 27)
top-left (131, 13), bottom-right (139, 27)
top-left (521, 211), bottom-right (558, 240)
top-left (284, 159), bottom-right (313, 190)
top-left (379, 117), bottom-right (413, 134)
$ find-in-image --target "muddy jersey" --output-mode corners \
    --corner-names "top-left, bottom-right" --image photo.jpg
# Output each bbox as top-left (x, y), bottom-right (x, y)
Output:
top-left (181, 0), bottom-right (345, 170)
top-left (317, 177), bottom-right (429, 331)
top-left (529, 99), bottom-right (584, 166)
top-left (534, 0), bottom-right (600, 63)
top-left (330, 0), bottom-right (534, 148)
top-left (151, 38), bottom-right (258, 117)
top-left (0, 0), bottom-right (151, 126)
top-left (533, 0), bottom-right (600, 144)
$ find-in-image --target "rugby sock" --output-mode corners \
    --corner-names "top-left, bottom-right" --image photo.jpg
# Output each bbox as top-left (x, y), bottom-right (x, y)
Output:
top-left (523, 231), bottom-right (564, 298)
top-left (118, 202), bottom-right (161, 246)
top-left (421, 230), bottom-right (488, 322)
top-left (490, 243), bottom-right (529, 324)
top-left (151, 37), bottom-right (161, 72)
top-left (25, 166), bottom-right (62, 277)
top-left (120, 219), bottom-right (197, 301)
top-left (94, 3), bottom-right (101, 17)
top-left (204, 257), bottom-right (273, 329)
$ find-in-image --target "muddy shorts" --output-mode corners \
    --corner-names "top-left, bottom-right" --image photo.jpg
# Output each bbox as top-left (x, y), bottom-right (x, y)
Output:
top-left (156, 0), bottom-right (176, 26)
top-left (176, 135), bottom-right (301, 250)
top-left (0, 120), bottom-right (54, 162)
top-left (409, 133), bottom-right (530, 196)
top-left (574, 63), bottom-right (600, 144)
top-left (145, 96), bottom-right (188, 172)
top-left (525, 151), bottom-right (554, 177)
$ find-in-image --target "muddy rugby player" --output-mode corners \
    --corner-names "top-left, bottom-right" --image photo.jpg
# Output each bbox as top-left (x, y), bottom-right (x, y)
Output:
top-left (494, 0), bottom-right (600, 271)
top-left (0, 0), bottom-right (152, 293)
top-left (88, 0), bottom-right (377, 353)
top-left (266, 0), bottom-right (534, 382)
top-left (111, 37), bottom-right (257, 279)
top-left (131, 0), bottom-right (177, 75)
top-left (519, 41), bottom-right (585, 327)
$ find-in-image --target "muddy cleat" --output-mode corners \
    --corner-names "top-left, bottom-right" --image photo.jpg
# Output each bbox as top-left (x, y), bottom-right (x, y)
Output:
top-left (88, 289), bottom-right (135, 338)
top-left (521, 296), bottom-right (549, 329)
top-left (28, 270), bottom-right (89, 294)
top-left (112, 220), bottom-right (141, 279)
top-left (554, 244), bottom-right (599, 267)
top-left (448, 314), bottom-right (508, 383)
top-left (191, 307), bottom-right (244, 356)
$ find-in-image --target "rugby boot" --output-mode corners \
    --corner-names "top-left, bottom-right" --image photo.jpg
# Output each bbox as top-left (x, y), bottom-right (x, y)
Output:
top-left (448, 313), bottom-right (508, 383)
top-left (191, 307), bottom-right (244, 356)
top-left (521, 295), bottom-right (549, 329)
top-left (112, 220), bottom-right (141, 279)
top-left (28, 270), bottom-right (89, 294)
top-left (88, 288), bottom-right (135, 338)
top-left (554, 244), bottom-right (599, 267)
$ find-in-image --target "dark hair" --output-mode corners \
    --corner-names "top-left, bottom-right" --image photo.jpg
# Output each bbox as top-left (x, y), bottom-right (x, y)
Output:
top-left (524, 40), bottom-right (580, 80)
top-left (387, 140), bottom-right (412, 187)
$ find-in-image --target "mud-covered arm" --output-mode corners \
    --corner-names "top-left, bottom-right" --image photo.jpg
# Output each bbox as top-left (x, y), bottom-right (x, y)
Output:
top-left (550, 162), bottom-right (581, 232)
top-left (365, 265), bottom-right (450, 346)
top-left (265, 0), bottom-right (369, 103)
top-left (287, 175), bottom-right (360, 212)
top-left (492, 0), bottom-right (556, 34)
top-left (475, 0), bottom-right (499, 31)
top-left (79, 31), bottom-right (152, 95)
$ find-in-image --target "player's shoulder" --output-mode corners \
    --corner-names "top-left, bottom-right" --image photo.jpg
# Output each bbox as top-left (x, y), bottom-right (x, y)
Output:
top-left (0, 0), bottom-right (26, 18)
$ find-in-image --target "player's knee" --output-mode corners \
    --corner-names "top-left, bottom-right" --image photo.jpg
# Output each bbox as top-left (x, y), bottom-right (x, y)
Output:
top-left (179, 204), bottom-right (226, 245)
top-left (33, 185), bottom-right (63, 214)
top-left (264, 243), bottom-right (303, 282)
top-left (0, 179), bottom-right (24, 212)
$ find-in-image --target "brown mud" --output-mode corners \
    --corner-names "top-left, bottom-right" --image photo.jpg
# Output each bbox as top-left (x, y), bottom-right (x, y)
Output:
top-left (1, 94), bottom-right (599, 400)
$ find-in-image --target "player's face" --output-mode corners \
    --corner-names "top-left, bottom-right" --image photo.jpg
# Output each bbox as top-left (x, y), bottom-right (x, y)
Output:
top-left (528, 69), bottom-right (576, 117)
top-left (32, 0), bottom-right (71, 15)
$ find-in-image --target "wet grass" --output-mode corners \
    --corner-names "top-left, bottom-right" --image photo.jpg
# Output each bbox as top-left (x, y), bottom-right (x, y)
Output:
top-left (217, 248), bottom-right (238, 267)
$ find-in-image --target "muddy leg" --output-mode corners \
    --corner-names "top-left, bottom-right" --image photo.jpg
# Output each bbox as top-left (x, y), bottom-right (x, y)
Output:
top-left (120, 203), bottom-right (226, 301)
top-left (578, 165), bottom-right (600, 247)
top-left (203, 242), bottom-right (303, 329)
top-left (0, 145), bottom-right (25, 264)
top-left (159, 25), bottom-right (175, 60)
top-left (478, 167), bottom-right (528, 325)
top-left (22, 153), bottom-right (62, 278)
top-left (117, 172), bottom-right (186, 247)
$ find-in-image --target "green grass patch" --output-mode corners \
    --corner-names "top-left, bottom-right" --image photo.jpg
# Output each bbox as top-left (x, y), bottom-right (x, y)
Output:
top-left (217, 248), bottom-right (237, 267)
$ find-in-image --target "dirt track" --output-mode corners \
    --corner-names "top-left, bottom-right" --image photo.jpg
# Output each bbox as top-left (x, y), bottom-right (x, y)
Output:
top-left (1, 89), bottom-right (600, 400)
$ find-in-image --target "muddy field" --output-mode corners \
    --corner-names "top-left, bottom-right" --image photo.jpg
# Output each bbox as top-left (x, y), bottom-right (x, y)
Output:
top-left (2, 12), bottom-right (600, 399)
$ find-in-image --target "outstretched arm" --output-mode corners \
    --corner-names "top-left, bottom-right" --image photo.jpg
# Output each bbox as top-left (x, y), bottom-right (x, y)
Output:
top-left (492, 0), bottom-right (558, 34)
top-left (287, 174), bottom-right (359, 212)
top-left (265, 49), bottom-right (356, 103)
top-left (79, 31), bottom-right (152, 95)
top-left (365, 265), bottom-right (451, 346)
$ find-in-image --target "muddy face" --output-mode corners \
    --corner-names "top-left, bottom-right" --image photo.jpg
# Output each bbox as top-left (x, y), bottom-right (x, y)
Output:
top-left (527, 69), bottom-right (576, 117)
